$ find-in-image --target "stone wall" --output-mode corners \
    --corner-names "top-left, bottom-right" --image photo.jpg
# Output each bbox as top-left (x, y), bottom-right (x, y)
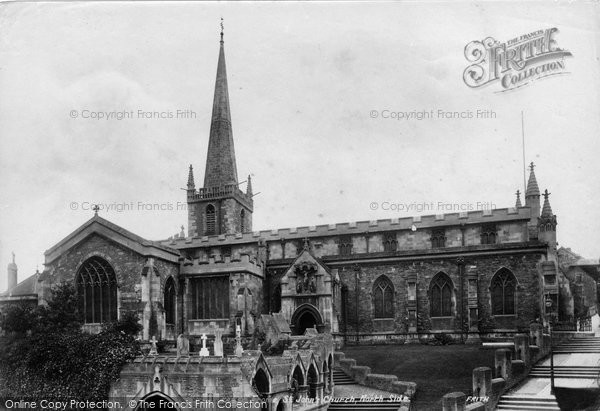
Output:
top-left (334, 351), bottom-right (416, 399)
top-left (336, 252), bottom-right (543, 337)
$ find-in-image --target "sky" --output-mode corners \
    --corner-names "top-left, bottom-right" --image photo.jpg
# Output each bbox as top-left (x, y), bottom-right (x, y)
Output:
top-left (0, 1), bottom-right (599, 290)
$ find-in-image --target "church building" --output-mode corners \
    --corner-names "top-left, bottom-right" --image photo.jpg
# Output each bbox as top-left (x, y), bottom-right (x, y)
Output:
top-left (1, 31), bottom-right (576, 346)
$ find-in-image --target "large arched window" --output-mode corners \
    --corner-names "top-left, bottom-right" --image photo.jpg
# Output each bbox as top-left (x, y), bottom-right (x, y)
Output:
top-left (206, 204), bottom-right (216, 235)
top-left (430, 272), bottom-right (453, 317)
top-left (373, 276), bottom-right (394, 318)
top-left (76, 256), bottom-right (117, 323)
top-left (491, 268), bottom-right (516, 315)
top-left (164, 277), bottom-right (176, 325)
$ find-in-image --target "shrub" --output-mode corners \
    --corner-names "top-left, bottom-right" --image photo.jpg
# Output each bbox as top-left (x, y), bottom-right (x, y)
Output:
top-left (0, 283), bottom-right (140, 401)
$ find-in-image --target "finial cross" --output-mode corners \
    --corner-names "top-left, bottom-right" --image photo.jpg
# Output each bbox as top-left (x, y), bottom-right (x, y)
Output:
top-left (543, 189), bottom-right (551, 199)
top-left (92, 204), bottom-right (100, 215)
top-left (220, 18), bottom-right (224, 41)
top-left (529, 162), bottom-right (535, 171)
top-left (516, 189), bottom-right (521, 198)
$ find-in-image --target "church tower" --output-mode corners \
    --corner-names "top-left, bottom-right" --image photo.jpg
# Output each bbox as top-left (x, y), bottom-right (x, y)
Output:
top-left (187, 26), bottom-right (253, 237)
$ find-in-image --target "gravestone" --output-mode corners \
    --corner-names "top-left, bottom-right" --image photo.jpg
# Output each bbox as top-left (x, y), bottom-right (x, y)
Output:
top-left (213, 329), bottom-right (224, 357)
top-left (149, 335), bottom-right (158, 356)
top-left (199, 333), bottom-right (210, 357)
top-left (176, 334), bottom-right (189, 357)
top-left (234, 324), bottom-right (244, 357)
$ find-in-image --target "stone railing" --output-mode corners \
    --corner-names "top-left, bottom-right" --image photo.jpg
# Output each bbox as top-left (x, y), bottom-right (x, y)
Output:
top-left (333, 352), bottom-right (417, 399)
top-left (441, 323), bottom-right (552, 411)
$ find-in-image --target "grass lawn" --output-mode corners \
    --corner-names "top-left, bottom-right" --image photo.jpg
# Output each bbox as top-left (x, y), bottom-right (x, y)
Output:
top-left (343, 344), bottom-right (495, 410)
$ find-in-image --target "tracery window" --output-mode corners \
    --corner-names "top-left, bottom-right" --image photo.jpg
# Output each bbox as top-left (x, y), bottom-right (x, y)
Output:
top-left (481, 224), bottom-right (497, 245)
top-left (431, 229), bottom-right (446, 248)
top-left (383, 234), bottom-right (398, 252)
top-left (339, 236), bottom-right (352, 256)
top-left (373, 276), bottom-right (394, 318)
top-left (430, 272), bottom-right (453, 317)
top-left (164, 277), bottom-right (176, 325)
top-left (491, 268), bottom-right (516, 315)
top-left (190, 276), bottom-right (230, 319)
top-left (76, 256), bottom-right (118, 323)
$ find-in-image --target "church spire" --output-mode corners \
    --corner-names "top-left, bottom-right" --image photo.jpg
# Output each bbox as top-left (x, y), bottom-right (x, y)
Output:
top-left (203, 20), bottom-right (238, 188)
top-left (541, 189), bottom-right (553, 217)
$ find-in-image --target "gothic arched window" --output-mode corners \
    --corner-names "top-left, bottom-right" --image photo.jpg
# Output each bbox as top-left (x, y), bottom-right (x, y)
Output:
top-left (431, 229), bottom-right (446, 248)
top-left (76, 256), bottom-right (117, 323)
top-left (430, 272), bottom-right (453, 317)
top-left (206, 204), bottom-right (216, 235)
top-left (491, 268), bottom-right (516, 315)
top-left (383, 235), bottom-right (398, 252)
top-left (373, 276), bottom-right (394, 318)
top-left (164, 277), bottom-right (176, 325)
top-left (481, 224), bottom-right (497, 245)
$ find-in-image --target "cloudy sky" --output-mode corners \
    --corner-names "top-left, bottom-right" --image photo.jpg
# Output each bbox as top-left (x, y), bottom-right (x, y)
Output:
top-left (1, 1), bottom-right (599, 289)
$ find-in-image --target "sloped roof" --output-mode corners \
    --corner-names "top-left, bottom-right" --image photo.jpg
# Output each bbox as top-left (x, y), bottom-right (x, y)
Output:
top-left (0, 273), bottom-right (37, 298)
top-left (44, 214), bottom-right (180, 264)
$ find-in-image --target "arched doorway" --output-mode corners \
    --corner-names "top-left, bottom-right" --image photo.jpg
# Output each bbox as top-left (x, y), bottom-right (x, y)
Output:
top-left (135, 392), bottom-right (177, 411)
top-left (291, 365), bottom-right (304, 402)
top-left (307, 364), bottom-right (318, 399)
top-left (322, 360), bottom-right (328, 393)
top-left (252, 368), bottom-right (270, 410)
top-left (291, 304), bottom-right (324, 335)
top-left (253, 368), bottom-right (270, 397)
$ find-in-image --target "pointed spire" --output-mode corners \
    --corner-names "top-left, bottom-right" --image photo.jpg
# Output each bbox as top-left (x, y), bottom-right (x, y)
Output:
top-left (526, 162), bottom-right (540, 197)
top-left (541, 189), bottom-right (553, 217)
top-left (246, 174), bottom-right (253, 196)
top-left (203, 20), bottom-right (238, 188)
top-left (187, 164), bottom-right (195, 190)
top-left (515, 189), bottom-right (522, 207)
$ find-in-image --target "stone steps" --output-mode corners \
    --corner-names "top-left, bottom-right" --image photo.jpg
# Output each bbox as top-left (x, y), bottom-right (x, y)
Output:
top-left (529, 365), bottom-right (600, 379)
top-left (332, 369), bottom-right (355, 385)
top-left (496, 396), bottom-right (560, 411)
top-left (327, 400), bottom-right (407, 410)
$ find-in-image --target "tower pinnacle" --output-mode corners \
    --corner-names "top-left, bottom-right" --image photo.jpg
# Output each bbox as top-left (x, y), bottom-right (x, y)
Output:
top-left (187, 164), bottom-right (195, 190)
top-left (515, 189), bottom-right (522, 208)
top-left (541, 189), bottom-right (553, 217)
top-left (246, 174), bottom-right (253, 196)
top-left (526, 162), bottom-right (540, 197)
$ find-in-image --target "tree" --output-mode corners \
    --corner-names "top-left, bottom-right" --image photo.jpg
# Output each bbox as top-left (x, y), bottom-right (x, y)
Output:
top-left (0, 283), bottom-right (140, 400)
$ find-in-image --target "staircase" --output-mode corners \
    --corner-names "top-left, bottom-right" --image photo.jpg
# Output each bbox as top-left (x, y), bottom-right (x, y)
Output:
top-left (496, 336), bottom-right (600, 410)
top-left (327, 399), bottom-right (408, 410)
top-left (553, 337), bottom-right (600, 353)
top-left (332, 368), bottom-right (355, 385)
top-left (528, 365), bottom-right (600, 378)
top-left (496, 396), bottom-right (560, 410)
